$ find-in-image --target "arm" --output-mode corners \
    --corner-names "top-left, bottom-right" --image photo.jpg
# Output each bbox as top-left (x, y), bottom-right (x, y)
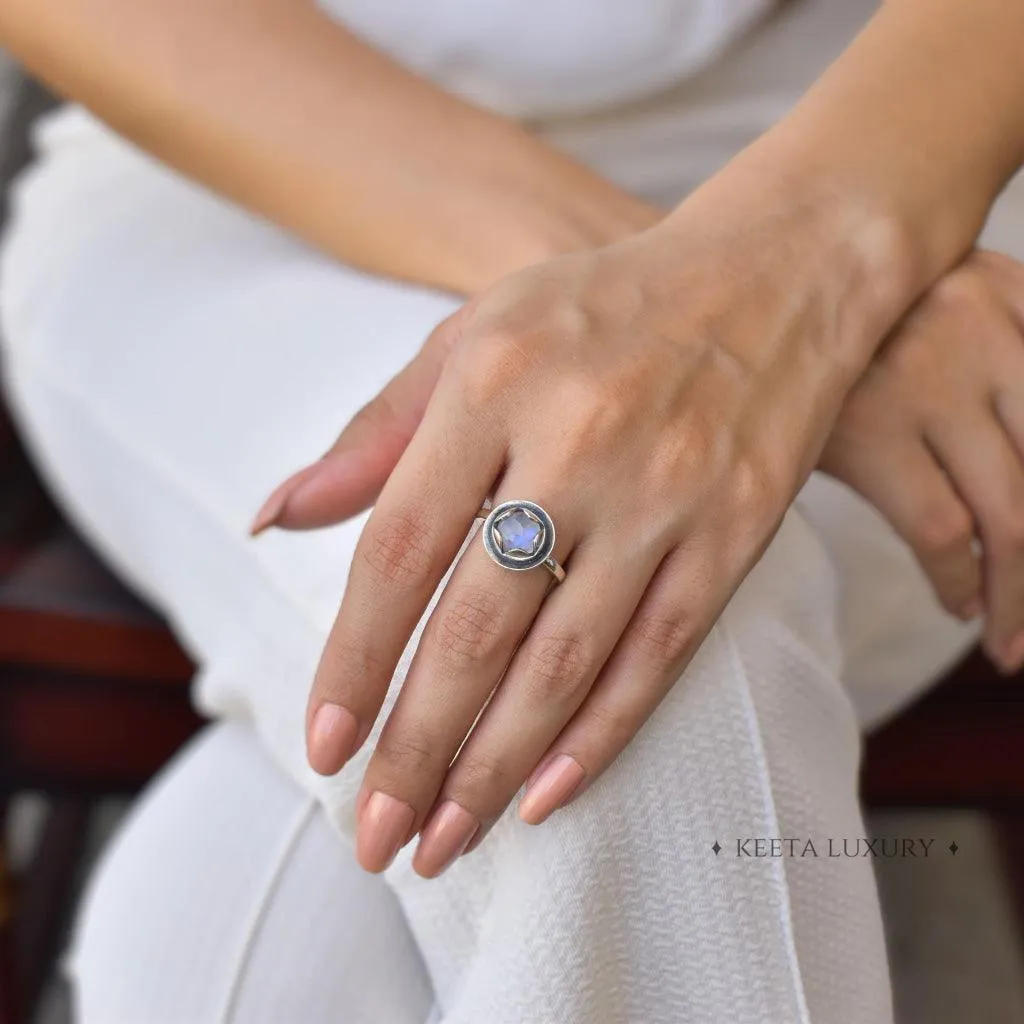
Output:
top-left (677, 0), bottom-right (1024, 371)
top-left (0, 0), bottom-right (657, 294)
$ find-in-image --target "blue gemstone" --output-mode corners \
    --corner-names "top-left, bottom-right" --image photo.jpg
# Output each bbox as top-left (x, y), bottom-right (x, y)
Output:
top-left (496, 509), bottom-right (542, 555)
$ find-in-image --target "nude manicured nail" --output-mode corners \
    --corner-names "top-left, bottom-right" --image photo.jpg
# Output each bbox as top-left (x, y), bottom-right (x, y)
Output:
top-left (307, 703), bottom-right (360, 776)
top-left (519, 755), bottom-right (586, 825)
top-left (414, 801), bottom-right (479, 878)
top-left (249, 464), bottom-right (320, 535)
top-left (357, 792), bottom-right (416, 872)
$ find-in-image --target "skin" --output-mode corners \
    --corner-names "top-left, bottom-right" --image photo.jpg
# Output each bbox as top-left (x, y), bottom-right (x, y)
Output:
top-left (823, 250), bottom-right (1024, 670)
top-left (4, 0), bottom-right (1024, 878)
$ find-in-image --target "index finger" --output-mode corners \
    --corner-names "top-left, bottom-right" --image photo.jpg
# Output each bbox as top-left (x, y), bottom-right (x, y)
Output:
top-left (306, 367), bottom-right (504, 776)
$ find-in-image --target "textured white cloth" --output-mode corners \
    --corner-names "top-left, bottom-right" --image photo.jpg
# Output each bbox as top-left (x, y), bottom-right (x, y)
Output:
top-left (2, 0), bottom-right (1015, 1020)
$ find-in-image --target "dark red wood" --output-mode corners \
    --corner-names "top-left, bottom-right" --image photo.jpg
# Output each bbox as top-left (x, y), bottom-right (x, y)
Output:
top-left (862, 648), bottom-right (1024, 807)
top-left (0, 606), bottom-right (194, 684)
top-left (0, 671), bottom-right (204, 793)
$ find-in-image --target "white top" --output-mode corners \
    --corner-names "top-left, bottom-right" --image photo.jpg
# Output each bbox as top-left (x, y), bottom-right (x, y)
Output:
top-left (319, 0), bottom-right (776, 116)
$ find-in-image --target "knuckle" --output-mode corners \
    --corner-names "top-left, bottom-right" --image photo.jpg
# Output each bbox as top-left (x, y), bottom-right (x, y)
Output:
top-left (584, 699), bottom-right (639, 752)
top-left (454, 328), bottom-right (532, 408)
top-left (316, 635), bottom-right (391, 692)
top-left (430, 586), bottom-right (508, 666)
top-left (523, 632), bottom-right (592, 703)
top-left (373, 728), bottom-right (443, 779)
top-left (631, 610), bottom-right (694, 666)
top-left (556, 383), bottom-right (631, 456)
top-left (361, 508), bottom-right (436, 588)
top-left (451, 749), bottom-right (515, 802)
top-left (729, 453), bottom-right (783, 520)
top-left (929, 268), bottom-right (984, 310)
top-left (914, 502), bottom-right (975, 558)
top-left (646, 432), bottom-right (710, 496)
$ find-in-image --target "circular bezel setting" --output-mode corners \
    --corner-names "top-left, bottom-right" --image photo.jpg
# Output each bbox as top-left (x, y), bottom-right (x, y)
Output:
top-left (481, 499), bottom-right (556, 573)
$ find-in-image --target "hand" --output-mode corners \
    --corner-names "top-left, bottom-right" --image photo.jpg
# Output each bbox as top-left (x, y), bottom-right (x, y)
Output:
top-left (281, 183), bottom-right (901, 878)
top-left (249, 219), bottom-right (663, 535)
top-left (821, 249), bottom-right (1024, 673)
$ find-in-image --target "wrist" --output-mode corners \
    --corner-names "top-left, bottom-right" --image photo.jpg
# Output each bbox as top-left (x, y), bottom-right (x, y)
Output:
top-left (453, 162), bottom-right (663, 295)
top-left (659, 150), bottom-right (919, 382)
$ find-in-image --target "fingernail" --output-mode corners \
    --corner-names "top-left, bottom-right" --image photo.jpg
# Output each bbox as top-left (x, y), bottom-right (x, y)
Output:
top-left (307, 703), bottom-right (360, 776)
top-left (413, 801), bottom-right (479, 878)
top-left (519, 754), bottom-right (586, 825)
top-left (249, 463), bottom-right (320, 536)
top-left (1002, 631), bottom-right (1024, 674)
top-left (959, 596), bottom-right (983, 620)
top-left (357, 792), bottom-right (416, 872)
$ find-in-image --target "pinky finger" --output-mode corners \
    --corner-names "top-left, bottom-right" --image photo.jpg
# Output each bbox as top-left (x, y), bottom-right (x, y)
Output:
top-left (518, 544), bottom-right (709, 826)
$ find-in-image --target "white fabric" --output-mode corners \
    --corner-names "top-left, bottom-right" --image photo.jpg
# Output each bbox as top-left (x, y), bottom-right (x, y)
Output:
top-left (1, 0), bottom-right (1013, 1019)
top-left (318, 0), bottom-right (776, 117)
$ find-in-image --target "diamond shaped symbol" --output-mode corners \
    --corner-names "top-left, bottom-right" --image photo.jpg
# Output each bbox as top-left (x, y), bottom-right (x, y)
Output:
top-left (712, 841), bottom-right (722, 856)
top-left (494, 508), bottom-right (543, 557)
top-left (949, 841), bottom-right (959, 856)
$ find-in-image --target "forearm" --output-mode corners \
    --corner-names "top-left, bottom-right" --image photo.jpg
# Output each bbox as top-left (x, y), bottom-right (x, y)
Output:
top-left (662, 0), bottom-right (1024, 373)
top-left (0, 0), bottom-right (656, 294)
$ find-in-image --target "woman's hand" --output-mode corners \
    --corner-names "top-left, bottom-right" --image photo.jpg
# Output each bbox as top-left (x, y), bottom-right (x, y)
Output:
top-left (289, 185), bottom-right (904, 877)
top-left (821, 249), bottom-right (1024, 674)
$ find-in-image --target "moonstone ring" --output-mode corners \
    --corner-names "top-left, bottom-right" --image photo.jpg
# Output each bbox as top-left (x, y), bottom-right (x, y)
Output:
top-left (475, 500), bottom-right (565, 583)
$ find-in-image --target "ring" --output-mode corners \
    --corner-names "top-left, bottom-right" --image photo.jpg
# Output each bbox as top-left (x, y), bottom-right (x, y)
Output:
top-left (475, 500), bottom-right (566, 583)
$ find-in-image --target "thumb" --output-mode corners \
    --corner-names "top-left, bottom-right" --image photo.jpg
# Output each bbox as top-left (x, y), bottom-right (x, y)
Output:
top-left (250, 314), bottom-right (460, 534)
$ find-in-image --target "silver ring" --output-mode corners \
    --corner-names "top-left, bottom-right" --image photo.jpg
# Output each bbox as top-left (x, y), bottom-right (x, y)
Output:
top-left (475, 500), bottom-right (566, 584)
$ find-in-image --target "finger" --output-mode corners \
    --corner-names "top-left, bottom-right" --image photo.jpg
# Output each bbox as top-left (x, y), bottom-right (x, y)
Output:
top-left (971, 251), bottom-right (1024, 331)
top-left (355, 476), bottom-right (581, 873)
top-left (250, 315), bottom-right (460, 534)
top-left (306, 365), bottom-right (504, 782)
top-left (829, 437), bottom-right (981, 619)
top-left (411, 530), bottom-right (664, 877)
top-left (927, 414), bottom-right (1024, 672)
top-left (995, 378), bottom-right (1024, 466)
top-left (511, 540), bottom-right (714, 828)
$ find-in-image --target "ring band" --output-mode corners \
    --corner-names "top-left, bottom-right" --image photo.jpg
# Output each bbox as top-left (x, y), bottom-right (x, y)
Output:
top-left (475, 500), bottom-right (566, 583)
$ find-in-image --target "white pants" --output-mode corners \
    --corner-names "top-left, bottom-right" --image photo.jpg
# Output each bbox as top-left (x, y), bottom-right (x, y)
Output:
top-left (4, 0), bottom-right (1017, 1020)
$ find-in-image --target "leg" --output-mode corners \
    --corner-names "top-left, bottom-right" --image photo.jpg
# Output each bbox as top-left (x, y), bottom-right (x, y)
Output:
top-left (66, 722), bottom-right (435, 1024)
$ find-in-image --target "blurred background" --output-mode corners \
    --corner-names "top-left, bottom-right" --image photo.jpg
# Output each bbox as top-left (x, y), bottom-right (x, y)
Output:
top-left (0, 52), bottom-right (1023, 1024)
